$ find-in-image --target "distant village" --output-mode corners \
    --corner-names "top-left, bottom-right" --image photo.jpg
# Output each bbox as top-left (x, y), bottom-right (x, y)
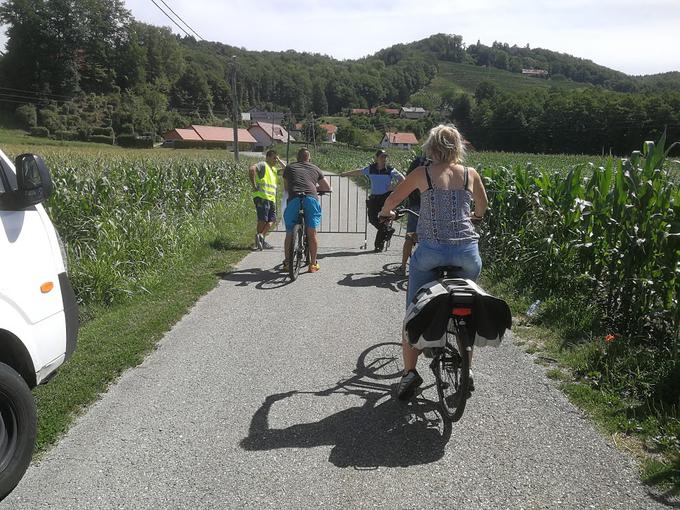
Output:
top-left (162, 105), bottom-right (429, 152)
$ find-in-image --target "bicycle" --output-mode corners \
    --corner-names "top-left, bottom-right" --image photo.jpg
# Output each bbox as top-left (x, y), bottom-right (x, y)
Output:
top-left (384, 206), bottom-right (479, 422)
top-left (286, 191), bottom-right (330, 281)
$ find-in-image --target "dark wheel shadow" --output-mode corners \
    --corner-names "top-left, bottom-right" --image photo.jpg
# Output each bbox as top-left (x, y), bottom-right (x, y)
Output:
top-left (218, 265), bottom-right (292, 290)
top-left (239, 342), bottom-right (453, 469)
top-left (317, 250), bottom-right (374, 260)
top-left (337, 263), bottom-right (407, 292)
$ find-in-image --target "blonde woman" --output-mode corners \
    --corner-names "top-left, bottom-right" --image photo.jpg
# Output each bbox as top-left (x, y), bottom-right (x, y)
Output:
top-left (379, 124), bottom-right (488, 399)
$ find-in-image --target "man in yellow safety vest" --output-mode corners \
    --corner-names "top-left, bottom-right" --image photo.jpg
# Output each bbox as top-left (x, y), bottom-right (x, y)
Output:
top-left (249, 149), bottom-right (285, 250)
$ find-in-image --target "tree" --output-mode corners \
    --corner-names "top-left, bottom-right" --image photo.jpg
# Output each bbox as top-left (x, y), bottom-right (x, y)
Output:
top-left (337, 125), bottom-right (363, 146)
top-left (311, 81), bottom-right (328, 115)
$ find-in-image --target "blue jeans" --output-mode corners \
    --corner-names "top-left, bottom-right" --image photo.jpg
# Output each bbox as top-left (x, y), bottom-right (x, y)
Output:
top-left (406, 240), bottom-right (482, 306)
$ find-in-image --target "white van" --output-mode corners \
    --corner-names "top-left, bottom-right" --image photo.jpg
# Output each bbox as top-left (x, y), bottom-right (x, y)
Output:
top-left (0, 148), bottom-right (78, 500)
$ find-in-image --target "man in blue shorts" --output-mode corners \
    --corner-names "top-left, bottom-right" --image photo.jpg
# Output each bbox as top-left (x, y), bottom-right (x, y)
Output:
top-left (342, 149), bottom-right (404, 251)
top-left (283, 147), bottom-right (331, 273)
top-left (249, 149), bottom-right (286, 250)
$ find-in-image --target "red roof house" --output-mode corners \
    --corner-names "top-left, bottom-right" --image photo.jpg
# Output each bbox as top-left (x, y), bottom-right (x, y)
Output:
top-left (163, 125), bottom-right (256, 149)
top-left (379, 132), bottom-right (419, 149)
top-left (320, 123), bottom-right (337, 143)
top-left (247, 121), bottom-right (294, 148)
top-left (163, 128), bottom-right (202, 141)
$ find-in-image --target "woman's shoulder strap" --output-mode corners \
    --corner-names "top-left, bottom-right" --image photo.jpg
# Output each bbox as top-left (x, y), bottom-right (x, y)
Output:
top-left (424, 162), bottom-right (434, 190)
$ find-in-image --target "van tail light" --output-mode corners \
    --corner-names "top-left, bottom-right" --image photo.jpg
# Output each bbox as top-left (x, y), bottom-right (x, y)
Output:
top-left (452, 307), bottom-right (472, 316)
top-left (40, 282), bottom-right (54, 293)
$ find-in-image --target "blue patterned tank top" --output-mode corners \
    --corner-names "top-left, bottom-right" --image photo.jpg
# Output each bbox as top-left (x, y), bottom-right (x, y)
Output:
top-left (416, 166), bottom-right (479, 245)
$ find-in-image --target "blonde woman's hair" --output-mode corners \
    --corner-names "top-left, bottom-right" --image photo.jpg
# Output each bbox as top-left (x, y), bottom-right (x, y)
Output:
top-left (422, 124), bottom-right (466, 164)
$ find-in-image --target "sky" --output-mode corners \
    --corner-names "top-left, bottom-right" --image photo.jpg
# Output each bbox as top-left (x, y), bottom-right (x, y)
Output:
top-left (1, 0), bottom-right (679, 75)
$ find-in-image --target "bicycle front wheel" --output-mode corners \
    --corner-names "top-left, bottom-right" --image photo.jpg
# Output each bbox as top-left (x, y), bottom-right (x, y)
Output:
top-left (289, 223), bottom-right (304, 280)
top-left (434, 331), bottom-right (470, 422)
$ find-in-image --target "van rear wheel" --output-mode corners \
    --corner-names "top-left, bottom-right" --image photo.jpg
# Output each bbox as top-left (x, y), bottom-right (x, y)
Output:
top-left (0, 362), bottom-right (36, 502)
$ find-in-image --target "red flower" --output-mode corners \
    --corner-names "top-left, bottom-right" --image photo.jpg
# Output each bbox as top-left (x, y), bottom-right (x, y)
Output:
top-left (604, 334), bottom-right (616, 343)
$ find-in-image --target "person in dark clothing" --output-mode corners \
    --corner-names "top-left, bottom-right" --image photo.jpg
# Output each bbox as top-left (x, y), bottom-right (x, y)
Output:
top-left (399, 154), bottom-right (430, 274)
top-left (341, 150), bottom-right (404, 251)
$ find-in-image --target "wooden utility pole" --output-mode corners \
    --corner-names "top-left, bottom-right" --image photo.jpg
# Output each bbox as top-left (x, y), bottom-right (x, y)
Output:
top-left (311, 112), bottom-right (317, 154)
top-left (230, 56), bottom-right (240, 162)
top-left (285, 112), bottom-right (291, 165)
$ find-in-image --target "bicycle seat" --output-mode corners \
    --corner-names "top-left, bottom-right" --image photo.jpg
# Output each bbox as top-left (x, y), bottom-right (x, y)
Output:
top-left (439, 266), bottom-right (463, 278)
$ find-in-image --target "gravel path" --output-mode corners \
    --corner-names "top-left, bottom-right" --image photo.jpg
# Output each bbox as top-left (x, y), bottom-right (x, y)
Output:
top-left (2, 177), bottom-right (667, 509)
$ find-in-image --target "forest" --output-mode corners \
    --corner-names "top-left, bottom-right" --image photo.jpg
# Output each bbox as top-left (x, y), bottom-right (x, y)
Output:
top-left (0, 0), bottom-right (678, 154)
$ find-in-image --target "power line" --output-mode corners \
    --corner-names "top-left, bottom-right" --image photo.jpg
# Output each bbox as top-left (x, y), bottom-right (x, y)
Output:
top-left (0, 85), bottom-right (75, 101)
top-left (148, 0), bottom-right (192, 38)
top-left (147, 0), bottom-right (193, 39)
top-left (156, 0), bottom-right (203, 40)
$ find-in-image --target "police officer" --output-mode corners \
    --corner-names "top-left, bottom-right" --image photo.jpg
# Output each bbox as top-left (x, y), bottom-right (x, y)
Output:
top-left (342, 150), bottom-right (404, 251)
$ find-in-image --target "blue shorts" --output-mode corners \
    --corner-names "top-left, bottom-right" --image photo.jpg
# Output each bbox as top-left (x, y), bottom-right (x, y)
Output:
top-left (254, 197), bottom-right (276, 223)
top-left (283, 195), bottom-right (322, 233)
top-left (407, 240), bottom-right (482, 306)
top-left (406, 209), bottom-right (419, 233)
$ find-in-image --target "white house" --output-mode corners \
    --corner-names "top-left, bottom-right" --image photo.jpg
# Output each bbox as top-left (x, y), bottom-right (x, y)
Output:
top-left (380, 132), bottom-right (419, 150)
top-left (247, 121), bottom-right (294, 148)
top-left (400, 107), bottom-right (428, 119)
top-left (320, 123), bottom-right (337, 143)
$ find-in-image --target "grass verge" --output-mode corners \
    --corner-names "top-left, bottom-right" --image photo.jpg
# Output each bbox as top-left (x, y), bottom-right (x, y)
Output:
top-left (31, 196), bottom-right (253, 454)
top-left (481, 275), bottom-right (680, 501)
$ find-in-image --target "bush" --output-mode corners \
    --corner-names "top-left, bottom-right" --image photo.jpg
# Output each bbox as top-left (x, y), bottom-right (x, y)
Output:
top-left (16, 104), bottom-right (37, 129)
top-left (92, 126), bottom-right (114, 137)
top-left (30, 126), bottom-right (50, 138)
top-left (55, 130), bottom-right (78, 141)
top-left (87, 135), bottom-right (114, 145)
top-left (119, 123), bottom-right (135, 135)
top-left (171, 140), bottom-right (229, 150)
top-left (117, 135), bottom-right (154, 149)
top-left (38, 108), bottom-right (62, 132)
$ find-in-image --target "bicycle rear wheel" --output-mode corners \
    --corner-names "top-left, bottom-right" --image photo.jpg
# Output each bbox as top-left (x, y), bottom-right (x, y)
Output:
top-left (434, 330), bottom-right (470, 422)
top-left (289, 223), bottom-right (304, 280)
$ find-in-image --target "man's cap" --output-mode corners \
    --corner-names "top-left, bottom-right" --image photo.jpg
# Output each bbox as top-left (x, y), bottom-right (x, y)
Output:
top-left (375, 149), bottom-right (388, 157)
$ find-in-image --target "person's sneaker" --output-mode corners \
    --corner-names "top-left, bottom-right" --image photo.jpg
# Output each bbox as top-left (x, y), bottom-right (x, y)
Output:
top-left (397, 369), bottom-right (423, 400)
top-left (468, 369), bottom-right (475, 394)
top-left (309, 263), bottom-right (320, 273)
top-left (254, 234), bottom-right (263, 250)
top-left (261, 239), bottom-right (274, 249)
top-left (397, 265), bottom-right (407, 276)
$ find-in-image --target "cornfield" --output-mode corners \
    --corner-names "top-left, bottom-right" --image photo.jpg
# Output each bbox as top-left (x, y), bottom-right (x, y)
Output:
top-left (30, 150), bottom-right (250, 308)
top-left (480, 136), bottom-right (679, 408)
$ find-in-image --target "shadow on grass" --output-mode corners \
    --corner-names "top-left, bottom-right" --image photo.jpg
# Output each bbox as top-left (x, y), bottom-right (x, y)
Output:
top-left (646, 459), bottom-right (680, 508)
top-left (239, 341), bottom-right (452, 469)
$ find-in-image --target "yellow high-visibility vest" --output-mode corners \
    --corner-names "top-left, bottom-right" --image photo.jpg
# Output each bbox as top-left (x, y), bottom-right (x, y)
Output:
top-left (252, 162), bottom-right (277, 201)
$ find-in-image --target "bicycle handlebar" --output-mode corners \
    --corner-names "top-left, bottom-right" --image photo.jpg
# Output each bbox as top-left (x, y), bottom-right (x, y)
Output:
top-left (378, 206), bottom-right (419, 222)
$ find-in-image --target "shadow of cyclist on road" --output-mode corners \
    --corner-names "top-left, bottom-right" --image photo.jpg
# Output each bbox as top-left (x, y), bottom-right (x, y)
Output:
top-left (239, 342), bottom-right (452, 469)
top-left (337, 263), bottom-right (407, 293)
top-left (218, 265), bottom-right (291, 290)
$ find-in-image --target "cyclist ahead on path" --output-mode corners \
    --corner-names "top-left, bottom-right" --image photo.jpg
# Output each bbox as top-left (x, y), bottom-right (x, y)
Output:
top-left (249, 149), bottom-right (286, 250)
top-left (283, 147), bottom-right (332, 273)
top-left (341, 150), bottom-right (404, 251)
top-left (379, 124), bottom-right (488, 399)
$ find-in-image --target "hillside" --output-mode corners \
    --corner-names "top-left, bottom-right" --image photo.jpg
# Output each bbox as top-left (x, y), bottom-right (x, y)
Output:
top-left (431, 61), bottom-right (589, 94)
top-left (0, 3), bottom-right (678, 155)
